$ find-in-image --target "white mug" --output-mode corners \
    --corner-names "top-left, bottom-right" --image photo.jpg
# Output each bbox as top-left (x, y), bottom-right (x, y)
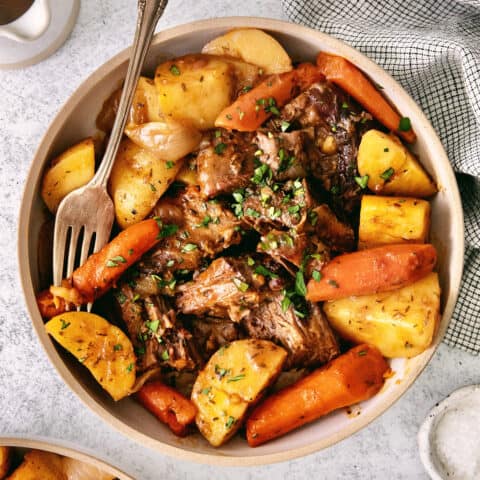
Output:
top-left (0, 0), bottom-right (51, 42)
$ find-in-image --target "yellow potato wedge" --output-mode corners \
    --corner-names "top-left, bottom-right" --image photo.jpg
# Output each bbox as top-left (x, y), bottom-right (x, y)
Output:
top-left (323, 272), bottom-right (440, 358)
top-left (0, 447), bottom-right (10, 479)
top-left (7, 450), bottom-right (65, 480)
top-left (41, 138), bottom-right (95, 213)
top-left (176, 159), bottom-right (198, 186)
top-left (45, 312), bottom-right (136, 401)
top-left (357, 129), bottom-right (437, 197)
top-left (358, 195), bottom-right (431, 249)
top-left (191, 339), bottom-right (287, 447)
top-left (109, 138), bottom-right (183, 228)
top-left (155, 55), bottom-right (235, 130)
top-left (202, 28), bottom-right (292, 74)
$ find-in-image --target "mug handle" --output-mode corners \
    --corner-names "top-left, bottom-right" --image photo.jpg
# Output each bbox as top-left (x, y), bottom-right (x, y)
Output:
top-left (0, 0), bottom-right (51, 42)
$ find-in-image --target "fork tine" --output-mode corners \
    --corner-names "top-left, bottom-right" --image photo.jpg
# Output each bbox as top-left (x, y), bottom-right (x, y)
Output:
top-left (77, 227), bottom-right (94, 312)
top-left (66, 226), bottom-right (81, 279)
top-left (53, 223), bottom-right (69, 286)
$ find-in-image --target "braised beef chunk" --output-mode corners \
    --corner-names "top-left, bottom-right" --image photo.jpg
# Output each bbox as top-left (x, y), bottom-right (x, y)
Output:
top-left (242, 293), bottom-right (339, 369)
top-left (185, 316), bottom-right (243, 360)
top-left (176, 255), bottom-right (286, 322)
top-left (256, 129), bottom-right (309, 181)
top-left (240, 178), bottom-right (313, 233)
top-left (281, 81), bottom-right (371, 216)
top-left (307, 204), bottom-right (355, 252)
top-left (197, 130), bottom-right (256, 197)
top-left (138, 186), bottom-right (242, 275)
top-left (115, 284), bottom-right (201, 372)
top-left (257, 230), bottom-right (309, 269)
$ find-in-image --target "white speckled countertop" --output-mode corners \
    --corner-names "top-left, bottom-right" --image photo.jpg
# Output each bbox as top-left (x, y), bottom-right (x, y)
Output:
top-left (0, 1), bottom-right (477, 478)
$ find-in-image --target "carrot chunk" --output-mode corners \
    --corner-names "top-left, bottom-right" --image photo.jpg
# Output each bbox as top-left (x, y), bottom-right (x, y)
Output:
top-left (316, 52), bottom-right (416, 143)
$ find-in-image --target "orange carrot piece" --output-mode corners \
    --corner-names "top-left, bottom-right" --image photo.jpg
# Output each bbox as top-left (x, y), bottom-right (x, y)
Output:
top-left (72, 218), bottom-right (160, 302)
top-left (316, 52), bottom-right (416, 143)
top-left (246, 344), bottom-right (389, 447)
top-left (136, 381), bottom-right (197, 437)
top-left (306, 243), bottom-right (436, 302)
top-left (215, 63), bottom-right (324, 131)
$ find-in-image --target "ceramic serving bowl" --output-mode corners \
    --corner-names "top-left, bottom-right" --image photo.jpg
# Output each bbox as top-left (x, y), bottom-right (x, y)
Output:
top-left (18, 17), bottom-right (464, 465)
top-left (0, 437), bottom-right (133, 479)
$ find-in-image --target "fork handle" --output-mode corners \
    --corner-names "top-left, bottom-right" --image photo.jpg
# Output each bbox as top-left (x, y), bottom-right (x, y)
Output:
top-left (91, 0), bottom-right (168, 187)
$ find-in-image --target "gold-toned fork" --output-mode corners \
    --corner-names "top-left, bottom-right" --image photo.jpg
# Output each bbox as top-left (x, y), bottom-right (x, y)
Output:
top-left (52, 0), bottom-right (168, 310)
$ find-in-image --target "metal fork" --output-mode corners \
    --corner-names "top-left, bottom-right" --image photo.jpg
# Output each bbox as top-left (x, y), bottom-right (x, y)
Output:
top-left (52, 0), bottom-right (168, 309)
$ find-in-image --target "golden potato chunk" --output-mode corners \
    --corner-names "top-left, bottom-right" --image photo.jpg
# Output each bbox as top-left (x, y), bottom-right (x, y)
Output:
top-left (358, 195), bottom-right (431, 249)
top-left (155, 55), bottom-right (234, 130)
top-left (191, 339), bottom-right (287, 447)
top-left (7, 450), bottom-right (65, 480)
top-left (202, 28), bottom-right (292, 74)
top-left (41, 138), bottom-right (95, 213)
top-left (323, 272), bottom-right (440, 358)
top-left (108, 138), bottom-right (183, 228)
top-left (45, 312), bottom-right (136, 401)
top-left (0, 446), bottom-right (10, 479)
top-left (357, 130), bottom-right (437, 197)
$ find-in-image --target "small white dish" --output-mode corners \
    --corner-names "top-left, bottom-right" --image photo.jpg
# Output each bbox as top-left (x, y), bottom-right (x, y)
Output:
top-left (0, 0), bottom-right (79, 69)
top-left (418, 385), bottom-right (480, 480)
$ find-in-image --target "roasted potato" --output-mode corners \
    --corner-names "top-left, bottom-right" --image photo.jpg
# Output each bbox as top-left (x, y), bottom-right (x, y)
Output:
top-left (7, 450), bottom-right (65, 480)
top-left (202, 28), bottom-right (292, 74)
top-left (155, 55), bottom-right (235, 130)
top-left (45, 312), bottom-right (136, 401)
top-left (108, 138), bottom-right (183, 228)
top-left (41, 138), bottom-right (95, 213)
top-left (176, 159), bottom-right (198, 186)
top-left (191, 339), bottom-right (287, 447)
top-left (323, 272), bottom-right (440, 358)
top-left (357, 129), bottom-right (437, 197)
top-left (358, 195), bottom-right (430, 249)
top-left (0, 447), bottom-right (10, 479)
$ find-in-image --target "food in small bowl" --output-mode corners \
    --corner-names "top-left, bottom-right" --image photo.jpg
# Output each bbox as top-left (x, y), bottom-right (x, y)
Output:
top-left (19, 18), bottom-right (463, 464)
top-left (0, 439), bottom-right (131, 480)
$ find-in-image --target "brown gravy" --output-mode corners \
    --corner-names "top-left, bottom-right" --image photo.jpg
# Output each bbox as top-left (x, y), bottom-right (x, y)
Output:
top-left (0, 0), bottom-right (34, 25)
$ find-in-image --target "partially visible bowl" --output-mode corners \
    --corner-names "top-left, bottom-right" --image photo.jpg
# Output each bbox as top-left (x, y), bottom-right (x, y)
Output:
top-left (18, 17), bottom-right (464, 465)
top-left (0, 437), bottom-right (133, 479)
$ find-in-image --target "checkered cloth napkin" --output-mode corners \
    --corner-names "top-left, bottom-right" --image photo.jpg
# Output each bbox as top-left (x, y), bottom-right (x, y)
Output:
top-left (281, 0), bottom-right (480, 353)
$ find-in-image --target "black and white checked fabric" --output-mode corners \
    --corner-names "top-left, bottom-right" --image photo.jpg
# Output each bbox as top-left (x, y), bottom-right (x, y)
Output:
top-left (282, 0), bottom-right (480, 353)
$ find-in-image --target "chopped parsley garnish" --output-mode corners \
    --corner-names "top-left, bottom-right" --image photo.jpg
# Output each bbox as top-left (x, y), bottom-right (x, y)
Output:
top-left (106, 255), bottom-right (127, 267)
top-left (166, 160), bottom-right (174, 169)
top-left (161, 350), bottom-right (170, 361)
top-left (227, 374), bottom-right (246, 383)
top-left (115, 291), bottom-right (127, 305)
top-left (169, 64), bottom-right (180, 76)
top-left (384, 147), bottom-right (389, 152)
top-left (202, 387), bottom-right (211, 395)
top-left (380, 167), bottom-right (395, 181)
top-left (232, 278), bottom-right (249, 292)
top-left (215, 364), bottom-right (229, 379)
top-left (182, 243), bottom-right (198, 253)
top-left (247, 257), bottom-right (255, 266)
top-left (155, 219), bottom-right (179, 239)
top-left (280, 120), bottom-right (291, 132)
top-left (281, 295), bottom-right (292, 312)
top-left (295, 270), bottom-right (307, 297)
top-left (288, 204), bottom-right (300, 214)
top-left (341, 101), bottom-right (349, 109)
top-left (113, 344), bottom-right (123, 351)
top-left (215, 130), bottom-right (222, 138)
top-left (330, 185), bottom-right (340, 195)
top-left (166, 259), bottom-right (175, 267)
top-left (126, 363), bottom-right (134, 372)
top-left (197, 215), bottom-right (212, 228)
top-left (327, 279), bottom-right (339, 288)
top-left (225, 416), bottom-right (236, 429)
top-left (254, 149), bottom-right (263, 156)
top-left (214, 142), bottom-right (227, 155)
top-left (358, 350), bottom-right (368, 356)
top-left (251, 163), bottom-right (272, 185)
top-left (245, 207), bottom-right (260, 218)
top-left (132, 293), bottom-right (140, 302)
top-left (354, 175), bottom-right (369, 189)
top-left (225, 113), bottom-right (233, 120)
top-left (254, 265), bottom-right (279, 279)
top-left (145, 319), bottom-right (159, 333)
top-left (242, 85), bottom-right (253, 93)
top-left (135, 345), bottom-right (146, 356)
top-left (398, 117), bottom-right (411, 131)
top-left (308, 209), bottom-right (318, 226)
top-left (150, 183), bottom-right (157, 192)
top-left (232, 190), bottom-right (244, 203)
top-left (312, 270), bottom-right (322, 282)
top-left (60, 319), bottom-right (70, 330)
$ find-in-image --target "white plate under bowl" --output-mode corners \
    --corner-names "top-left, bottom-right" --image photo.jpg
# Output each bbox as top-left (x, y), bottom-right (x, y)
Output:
top-left (18, 17), bottom-right (464, 465)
